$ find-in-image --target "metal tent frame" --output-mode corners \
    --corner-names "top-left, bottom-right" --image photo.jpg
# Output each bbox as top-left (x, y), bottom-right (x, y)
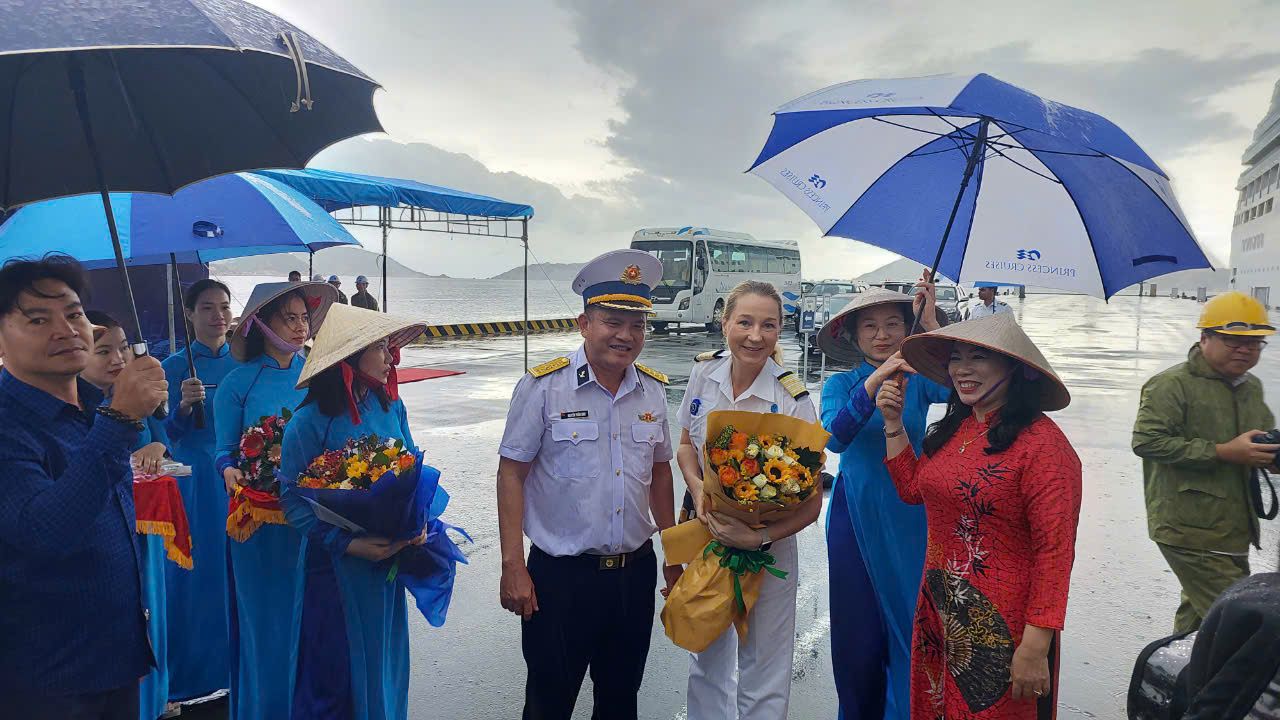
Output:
top-left (256, 168), bottom-right (536, 368)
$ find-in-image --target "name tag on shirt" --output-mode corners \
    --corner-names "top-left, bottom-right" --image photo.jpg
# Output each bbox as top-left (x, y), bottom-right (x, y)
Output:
top-left (561, 410), bottom-right (589, 419)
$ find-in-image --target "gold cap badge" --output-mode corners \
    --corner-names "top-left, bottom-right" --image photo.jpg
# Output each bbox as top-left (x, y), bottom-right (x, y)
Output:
top-left (620, 264), bottom-right (643, 284)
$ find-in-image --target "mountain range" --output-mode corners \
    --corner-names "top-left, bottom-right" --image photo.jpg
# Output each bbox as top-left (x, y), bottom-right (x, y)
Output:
top-left (489, 262), bottom-right (584, 281)
top-left (211, 246), bottom-right (442, 279)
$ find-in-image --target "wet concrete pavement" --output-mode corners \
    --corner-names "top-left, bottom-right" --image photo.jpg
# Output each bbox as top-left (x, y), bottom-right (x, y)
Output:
top-left (188, 293), bottom-right (1280, 719)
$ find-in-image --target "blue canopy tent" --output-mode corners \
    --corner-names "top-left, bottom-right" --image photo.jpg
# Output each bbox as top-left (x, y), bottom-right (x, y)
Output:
top-left (254, 168), bottom-right (538, 365)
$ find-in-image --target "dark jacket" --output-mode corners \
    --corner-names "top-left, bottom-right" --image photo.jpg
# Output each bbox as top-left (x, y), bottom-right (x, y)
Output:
top-left (351, 289), bottom-right (379, 311)
top-left (1132, 345), bottom-right (1274, 553)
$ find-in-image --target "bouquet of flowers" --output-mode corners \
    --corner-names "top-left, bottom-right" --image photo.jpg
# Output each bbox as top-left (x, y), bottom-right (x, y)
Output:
top-left (291, 433), bottom-right (470, 627)
top-left (226, 409), bottom-right (292, 542)
top-left (297, 435), bottom-right (418, 490)
top-left (660, 409), bottom-right (829, 652)
top-left (707, 427), bottom-right (823, 508)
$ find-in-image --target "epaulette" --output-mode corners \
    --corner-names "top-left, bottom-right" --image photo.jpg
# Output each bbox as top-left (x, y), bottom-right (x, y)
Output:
top-left (694, 349), bottom-right (727, 362)
top-left (635, 363), bottom-right (669, 384)
top-left (528, 356), bottom-right (570, 378)
top-left (776, 370), bottom-right (809, 399)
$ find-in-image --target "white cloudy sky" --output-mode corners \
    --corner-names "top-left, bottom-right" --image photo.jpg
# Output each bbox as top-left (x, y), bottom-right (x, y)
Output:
top-left (252, 0), bottom-right (1280, 279)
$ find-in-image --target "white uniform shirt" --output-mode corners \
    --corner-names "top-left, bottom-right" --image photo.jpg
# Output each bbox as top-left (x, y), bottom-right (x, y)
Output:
top-left (499, 344), bottom-right (674, 556)
top-left (963, 299), bottom-right (1013, 320)
top-left (677, 352), bottom-right (817, 455)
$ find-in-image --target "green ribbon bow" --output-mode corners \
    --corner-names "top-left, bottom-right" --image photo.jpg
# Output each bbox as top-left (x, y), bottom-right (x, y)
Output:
top-left (704, 540), bottom-right (789, 612)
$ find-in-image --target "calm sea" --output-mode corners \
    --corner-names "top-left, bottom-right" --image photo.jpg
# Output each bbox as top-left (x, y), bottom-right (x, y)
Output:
top-left (215, 274), bottom-right (580, 325)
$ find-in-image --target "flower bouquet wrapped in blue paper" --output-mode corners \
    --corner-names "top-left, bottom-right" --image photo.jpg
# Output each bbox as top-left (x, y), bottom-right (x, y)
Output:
top-left (294, 433), bottom-right (470, 626)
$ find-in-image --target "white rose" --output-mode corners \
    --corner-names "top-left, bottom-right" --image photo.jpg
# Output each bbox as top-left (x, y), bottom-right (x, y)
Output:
top-left (764, 445), bottom-right (785, 460)
top-left (760, 484), bottom-right (778, 499)
top-left (752, 474), bottom-right (768, 488)
top-left (782, 455), bottom-right (796, 466)
top-left (746, 444), bottom-right (760, 458)
top-left (785, 481), bottom-right (801, 495)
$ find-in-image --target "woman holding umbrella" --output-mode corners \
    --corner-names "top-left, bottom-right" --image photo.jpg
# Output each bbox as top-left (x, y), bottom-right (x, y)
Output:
top-left (159, 278), bottom-right (239, 702)
top-left (877, 314), bottom-right (1082, 718)
top-left (214, 281), bottom-right (336, 720)
top-left (278, 303), bottom-right (428, 720)
top-left (817, 280), bottom-right (946, 720)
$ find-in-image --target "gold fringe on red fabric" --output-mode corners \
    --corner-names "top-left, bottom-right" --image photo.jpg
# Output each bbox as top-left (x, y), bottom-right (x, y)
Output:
top-left (225, 502), bottom-right (287, 543)
top-left (136, 519), bottom-right (194, 570)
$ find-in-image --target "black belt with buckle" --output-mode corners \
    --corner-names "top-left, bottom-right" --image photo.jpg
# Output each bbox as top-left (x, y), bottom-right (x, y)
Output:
top-left (590, 539), bottom-right (653, 570)
top-left (533, 539), bottom-right (654, 571)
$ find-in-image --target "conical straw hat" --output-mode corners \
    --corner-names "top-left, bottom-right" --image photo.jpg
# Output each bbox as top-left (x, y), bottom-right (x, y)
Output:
top-left (816, 288), bottom-right (949, 364)
top-left (296, 303), bottom-right (428, 388)
top-left (231, 281), bottom-right (338, 361)
top-left (899, 313), bottom-right (1070, 411)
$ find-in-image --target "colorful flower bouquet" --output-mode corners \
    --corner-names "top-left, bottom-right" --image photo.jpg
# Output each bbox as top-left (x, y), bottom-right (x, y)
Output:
top-left (291, 433), bottom-right (470, 627)
top-left (660, 409), bottom-right (829, 652)
top-left (226, 409), bottom-right (291, 542)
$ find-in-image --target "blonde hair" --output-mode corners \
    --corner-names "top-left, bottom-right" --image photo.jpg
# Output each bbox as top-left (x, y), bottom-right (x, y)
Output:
top-left (723, 280), bottom-right (786, 366)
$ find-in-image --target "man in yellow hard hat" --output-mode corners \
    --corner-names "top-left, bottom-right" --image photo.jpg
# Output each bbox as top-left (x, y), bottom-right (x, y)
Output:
top-left (1133, 291), bottom-right (1278, 632)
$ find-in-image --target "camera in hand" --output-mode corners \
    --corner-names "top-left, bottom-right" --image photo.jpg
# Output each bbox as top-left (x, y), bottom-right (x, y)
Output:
top-left (1251, 429), bottom-right (1280, 448)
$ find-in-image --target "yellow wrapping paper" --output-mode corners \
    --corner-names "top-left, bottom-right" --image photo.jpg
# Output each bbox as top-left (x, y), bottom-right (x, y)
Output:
top-left (660, 410), bottom-right (830, 652)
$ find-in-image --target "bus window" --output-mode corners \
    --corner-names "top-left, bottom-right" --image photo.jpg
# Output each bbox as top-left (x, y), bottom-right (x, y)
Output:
top-left (631, 240), bottom-right (693, 288)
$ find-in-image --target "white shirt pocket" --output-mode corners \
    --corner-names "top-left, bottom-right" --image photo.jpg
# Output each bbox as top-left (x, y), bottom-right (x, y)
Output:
top-left (629, 421), bottom-right (663, 468)
top-left (550, 419), bottom-right (600, 479)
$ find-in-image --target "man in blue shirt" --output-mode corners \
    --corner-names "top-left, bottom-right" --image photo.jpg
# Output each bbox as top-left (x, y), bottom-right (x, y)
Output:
top-left (0, 256), bottom-right (168, 719)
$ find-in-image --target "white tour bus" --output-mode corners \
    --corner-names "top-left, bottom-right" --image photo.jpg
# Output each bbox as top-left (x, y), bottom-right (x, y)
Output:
top-left (629, 227), bottom-right (802, 332)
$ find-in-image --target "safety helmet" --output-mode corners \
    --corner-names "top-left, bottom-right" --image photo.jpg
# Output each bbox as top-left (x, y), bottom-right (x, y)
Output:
top-left (1197, 291), bottom-right (1275, 336)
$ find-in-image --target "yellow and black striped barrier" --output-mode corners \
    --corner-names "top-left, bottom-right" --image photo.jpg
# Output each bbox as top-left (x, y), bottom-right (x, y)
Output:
top-left (417, 318), bottom-right (577, 340)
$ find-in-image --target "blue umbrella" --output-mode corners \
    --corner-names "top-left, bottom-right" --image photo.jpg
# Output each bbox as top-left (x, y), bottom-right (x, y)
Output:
top-left (0, 171), bottom-right (361, 427)
top-left (0, 0), bottom-right (381, 357)
top-left (749, 73), bottom-right (1212, 300)
top-left (0, 172), bottom-right (360, 267)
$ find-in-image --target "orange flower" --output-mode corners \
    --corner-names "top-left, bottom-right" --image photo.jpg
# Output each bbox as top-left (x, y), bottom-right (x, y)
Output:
top-left (709, 448), bottom-right (729, 466)
top-left (740, 457), bottom-right (761, 478)
top-left (718, 464), bottom-right (740, 487)
top-left (758, 434), bottom-right (777, 448)
top-left (397, 454), bottom-right (416, 472)
top-left (794, 466), bottom-right (814, 489)
top-left (733, 480), bottom-right (759, 501)
top-left (729, 432), bottom-right (749, 451)
top-left (728, 449), bottom-right (745, 464)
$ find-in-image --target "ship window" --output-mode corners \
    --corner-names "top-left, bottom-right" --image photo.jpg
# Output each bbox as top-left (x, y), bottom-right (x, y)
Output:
top-left (1269, 199), bottom-right (1274, 213)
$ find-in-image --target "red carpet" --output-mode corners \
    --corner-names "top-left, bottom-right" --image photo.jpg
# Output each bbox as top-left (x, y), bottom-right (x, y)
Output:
top-left (398, 367), bottom-right (466, 383)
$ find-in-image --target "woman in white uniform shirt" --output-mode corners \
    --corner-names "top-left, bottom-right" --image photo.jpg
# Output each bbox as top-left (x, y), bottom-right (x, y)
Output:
top-left (676, 280), bottom-right (821, 720)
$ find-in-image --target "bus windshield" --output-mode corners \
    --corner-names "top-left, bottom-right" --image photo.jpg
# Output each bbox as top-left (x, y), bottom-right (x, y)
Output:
top-left (631, 240), bottom-right (693, 288)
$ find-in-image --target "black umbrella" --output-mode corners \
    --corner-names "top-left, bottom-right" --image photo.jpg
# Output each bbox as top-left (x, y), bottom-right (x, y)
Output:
top-left (0, 0), bottom-right (381, 357)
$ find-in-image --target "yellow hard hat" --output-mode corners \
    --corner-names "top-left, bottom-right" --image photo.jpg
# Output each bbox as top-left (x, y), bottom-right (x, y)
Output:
top-left (1197, 291), bottom-right (1275, 336)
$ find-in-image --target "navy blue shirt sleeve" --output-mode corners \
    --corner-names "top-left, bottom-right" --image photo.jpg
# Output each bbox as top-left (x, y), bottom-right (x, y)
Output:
top-left (0, 415), bottom-right (139, 559)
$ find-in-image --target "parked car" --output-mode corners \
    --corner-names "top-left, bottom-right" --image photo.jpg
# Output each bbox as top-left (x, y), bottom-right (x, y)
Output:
top-left (871, 279), bottom-right (965, 322)
top-left (797, 280), bottom-right (861, 334)
top-left (806, 291), bottom-right (861, 354)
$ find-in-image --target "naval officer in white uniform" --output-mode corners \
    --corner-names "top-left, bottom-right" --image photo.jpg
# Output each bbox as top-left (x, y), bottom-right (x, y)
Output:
top-left (675, 280), bottom-right (820, 720)
top-left (497, 249), bottom-right (682, 720)
top-left (963, 282), bottom-right (1014, 320)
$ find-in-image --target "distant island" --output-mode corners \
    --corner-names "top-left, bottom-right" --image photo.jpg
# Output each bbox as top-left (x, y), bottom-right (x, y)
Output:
top-left (212, 246), bottom-right (446, 279)
top-left (489, 262), bottom-right (584, 281)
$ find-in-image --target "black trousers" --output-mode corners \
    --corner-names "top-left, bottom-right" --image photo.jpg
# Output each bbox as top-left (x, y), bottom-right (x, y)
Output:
top-left (11, 683), bottom-right (139, 720)
top-left (522, 542), bottom-right (656, 720)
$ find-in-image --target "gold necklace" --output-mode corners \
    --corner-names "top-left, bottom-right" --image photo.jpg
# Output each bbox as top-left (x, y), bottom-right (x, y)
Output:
top-left (957, 423), bottom-right (989, 454)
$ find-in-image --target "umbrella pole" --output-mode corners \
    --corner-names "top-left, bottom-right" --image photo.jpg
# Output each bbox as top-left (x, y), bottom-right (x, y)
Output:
top-left (170, 254), bottom-right (205, 429)
top-left (382, 207), bottom-right (389, 312)
top-left (523, 219), bottom-right (529, 372)
top-left (68, 57), bottom-right (148, 355)
top-left (916, 117), bottom-right (990, 331)
top-left (68, 55), bottom-right (165, 421)
top-left (309, 249), bottom-right (314, 278)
